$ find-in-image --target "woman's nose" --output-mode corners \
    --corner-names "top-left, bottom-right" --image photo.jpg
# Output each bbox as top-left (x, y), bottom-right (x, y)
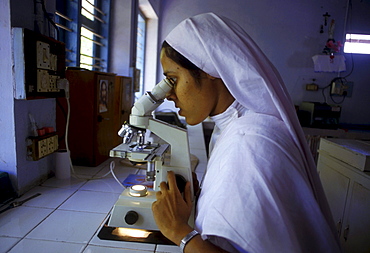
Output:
top-left (166, 89), bottom-right (176, 101)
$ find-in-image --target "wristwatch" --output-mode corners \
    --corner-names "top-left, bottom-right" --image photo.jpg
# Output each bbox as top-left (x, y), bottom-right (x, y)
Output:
top-left (180, 230), bottom-right (199, 252)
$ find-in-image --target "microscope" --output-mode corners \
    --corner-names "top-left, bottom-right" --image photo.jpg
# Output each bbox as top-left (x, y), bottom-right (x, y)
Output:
top-left (108, 79), bottom-right (194, 231)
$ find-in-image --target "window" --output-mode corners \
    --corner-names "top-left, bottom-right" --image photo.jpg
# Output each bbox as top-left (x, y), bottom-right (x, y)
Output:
top-left (135, 12), bottom-right (147, 99)
top-left (55, 0), bottom-right (110, 72)
top-left (342, 0), bottom-right (370, 55)
top-left (344, 34), bottom-right (370, 54)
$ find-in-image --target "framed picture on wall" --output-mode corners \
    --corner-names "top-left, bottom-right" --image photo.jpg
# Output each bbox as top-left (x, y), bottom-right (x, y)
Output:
top-left (99, 80), bottom-right (108, 113)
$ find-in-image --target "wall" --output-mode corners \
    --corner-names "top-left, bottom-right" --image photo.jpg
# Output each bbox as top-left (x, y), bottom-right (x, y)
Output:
top-left (0, 0), bottom-right (57, 195)
top-left (109, 0), bottom-right (136, 76)
top-left (140, 0), bottom-right (160, 92)
top-left (14, 100), bottom-right (55, 193)
top-left (109, 0), bottom-right (162, 91)
top-left (0, 0), bottom-right (17, 191)
top-left (157, 0), bottom-right (370, 125)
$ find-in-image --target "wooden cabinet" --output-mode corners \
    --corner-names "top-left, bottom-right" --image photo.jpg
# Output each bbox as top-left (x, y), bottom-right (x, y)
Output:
top-left (113, 75), bottom-right (133, 145)
top-left (56, 69), bottom-right (133, 166)
top-left (317, 139), bottom-right (370, 253)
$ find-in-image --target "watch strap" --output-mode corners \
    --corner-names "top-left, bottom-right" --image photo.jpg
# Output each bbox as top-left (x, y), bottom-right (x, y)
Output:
top-left (180, 230), bottom-right (199, 252)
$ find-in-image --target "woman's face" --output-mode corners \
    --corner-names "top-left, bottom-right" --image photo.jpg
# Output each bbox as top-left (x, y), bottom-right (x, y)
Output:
top-left (160, 49), bottom-right (220, 125)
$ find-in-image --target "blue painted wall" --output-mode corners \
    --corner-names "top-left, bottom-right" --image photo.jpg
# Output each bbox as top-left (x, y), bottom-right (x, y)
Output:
top-left (157, 0), bottom-right (370, 125)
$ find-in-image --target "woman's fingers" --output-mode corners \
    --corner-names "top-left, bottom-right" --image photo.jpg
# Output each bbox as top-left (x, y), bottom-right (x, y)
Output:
top-left (184, 181), bottom-right (192, 205)
top-left (166, 171), bottom-right (178, 192)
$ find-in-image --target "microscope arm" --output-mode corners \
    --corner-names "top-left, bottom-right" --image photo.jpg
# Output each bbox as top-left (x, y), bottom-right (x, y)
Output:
top-left (148, 119), bottom-right (190, 168)
top-left (148, 118), bottom-right (194, 200)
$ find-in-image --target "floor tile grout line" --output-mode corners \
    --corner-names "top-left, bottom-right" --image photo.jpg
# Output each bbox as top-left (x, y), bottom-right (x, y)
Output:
top-left (53, 184), bottom-right (117, 214)
top-left (6, 204), bottom-right (108, 252)
top-left (8, 237), bottom-right (90, 245)
top-left (7, 185), bottom-right (82, 247)
top-left (85, 212), bottom-right (111, 247)
top-left (56, 208), bottom-right (113, 215)
top-left (66, 158), bottom-right (113, 182)
top-left (69, 158), bottom-right (137, 183)
top-left (6, 206), bottom-right (60, 252)
top-left (8, 238), bottom-right (90, 253)
top-left (72, 188), bottom-right (123, 194)
top-left (4, 158), bottom-right (183, 253)
top-left (3, 170), bottom-right (114, 251)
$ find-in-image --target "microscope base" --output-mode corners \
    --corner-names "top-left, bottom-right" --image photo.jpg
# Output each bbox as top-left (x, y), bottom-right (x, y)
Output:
top-left (108, 188), bottom-right (158, 230)
top-left (108, 186), bottom-right (195, 231)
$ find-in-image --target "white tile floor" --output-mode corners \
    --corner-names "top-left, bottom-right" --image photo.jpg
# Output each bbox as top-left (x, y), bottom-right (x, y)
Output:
top-left (0, 124), bottom-right (207, 253)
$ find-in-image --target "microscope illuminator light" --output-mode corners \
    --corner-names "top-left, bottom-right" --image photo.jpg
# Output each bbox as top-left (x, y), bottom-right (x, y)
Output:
top-left (129, 185), bottom-right (148, 197)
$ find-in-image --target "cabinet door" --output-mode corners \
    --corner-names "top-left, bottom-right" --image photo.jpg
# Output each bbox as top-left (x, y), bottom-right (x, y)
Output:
top-left (60, 70), bottom-right (96, 164)
top-left (113, 76), bottom-right (133, 146)
top-left (95, 74), bottom-right (116, 165)
top-left (119, 76), bottom-right (133, 124)
top-left (318, 155), bottom-right (351, 235)
top-left (341, 182), bottom-right (370, 253)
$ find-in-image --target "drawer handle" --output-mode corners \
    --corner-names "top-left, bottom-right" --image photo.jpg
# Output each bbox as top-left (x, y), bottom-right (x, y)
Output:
top-left (336, 220), bottom-right (342, 235)
top-left (97, 115), bottom-right (110, 122)
top-left (343, 225), bottom-right (349, 241)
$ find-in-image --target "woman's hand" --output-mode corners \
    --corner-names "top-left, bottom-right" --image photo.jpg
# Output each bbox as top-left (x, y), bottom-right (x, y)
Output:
top-left (152, 171), bottom-right (230, 253)
top-left (192, 172), bottom-right (200, 197)
top-left (152, 171), bottom-right (194, 245)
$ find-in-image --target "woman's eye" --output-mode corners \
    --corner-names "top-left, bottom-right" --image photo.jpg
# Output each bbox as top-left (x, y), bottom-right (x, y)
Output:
top-left (167, 77), bottom-right (177, 87)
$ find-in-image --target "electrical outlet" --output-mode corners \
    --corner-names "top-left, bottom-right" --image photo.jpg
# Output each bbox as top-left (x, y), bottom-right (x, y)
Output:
top-left (37, 41), bottom-right (50, 69)
top-left (50, 54), bottom-right (57, 71)
top-left (331, 80), bottom-right (353, 97)
top-left (303, 77), bottom-right (319, 91)
top-left (37, 69), bottom-right (50, 92)
top-left (306, 83), bottom-right (318, 91)
top-left (49, 75), bottom-right (59, 92)
top-left (13, 28), bottom-right (65, 99)
top-left (38, 139), bottom-right (47, 158)
top-left (28, 133), bottom-right (59, 161)
top-left (47, 135), bottom-right (58, 154)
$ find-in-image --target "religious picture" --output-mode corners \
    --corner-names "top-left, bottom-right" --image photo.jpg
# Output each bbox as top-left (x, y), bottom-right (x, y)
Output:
top-left (99, 80), bottom-right (108, 113)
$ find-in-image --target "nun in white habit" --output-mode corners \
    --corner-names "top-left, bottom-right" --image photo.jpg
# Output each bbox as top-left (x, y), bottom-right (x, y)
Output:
top-left (152, 12), bottom-right (341, 253)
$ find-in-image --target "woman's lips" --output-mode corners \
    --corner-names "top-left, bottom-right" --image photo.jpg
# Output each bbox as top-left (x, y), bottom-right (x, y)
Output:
top-left (177, 107), bottom-right (183, 115)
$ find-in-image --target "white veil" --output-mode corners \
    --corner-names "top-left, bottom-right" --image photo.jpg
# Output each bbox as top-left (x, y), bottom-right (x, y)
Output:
top-left (164, 12), bottom-right (336, 238)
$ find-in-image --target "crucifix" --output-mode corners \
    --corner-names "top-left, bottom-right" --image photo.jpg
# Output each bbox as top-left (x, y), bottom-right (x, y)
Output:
top-left (323, 12), bottom-right (331, 26)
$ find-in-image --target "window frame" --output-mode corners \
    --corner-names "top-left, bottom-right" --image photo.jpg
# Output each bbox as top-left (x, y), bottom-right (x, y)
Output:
top-left (55, 0), bottom-right (111, 72)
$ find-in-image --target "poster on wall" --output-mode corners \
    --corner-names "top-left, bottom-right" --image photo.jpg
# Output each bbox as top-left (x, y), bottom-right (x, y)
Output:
top-left (99, 80), bottom-right (108, 113)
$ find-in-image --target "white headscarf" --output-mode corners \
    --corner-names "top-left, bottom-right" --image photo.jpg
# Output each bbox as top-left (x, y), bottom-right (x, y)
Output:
top-left (164, 12), bottom-right (337, 245)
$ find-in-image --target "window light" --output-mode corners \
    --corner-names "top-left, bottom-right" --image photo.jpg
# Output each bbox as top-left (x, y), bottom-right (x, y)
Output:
top-left (344, 34), bottom-right (370, 54)
top-left (80, 27), bottom-right (94, 70)
top-left (135, 12), bottom-right (146, 99)
top-left (81, 0), bottom-right (95, 21)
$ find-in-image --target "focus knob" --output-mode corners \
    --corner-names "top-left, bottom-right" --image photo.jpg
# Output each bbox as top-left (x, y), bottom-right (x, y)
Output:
top-left (125, 211), bottom-right (139, 225)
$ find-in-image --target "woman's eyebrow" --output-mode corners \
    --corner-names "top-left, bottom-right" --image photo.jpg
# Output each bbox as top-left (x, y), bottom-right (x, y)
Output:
top-left (163, 71), bottom-right (176, 76)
